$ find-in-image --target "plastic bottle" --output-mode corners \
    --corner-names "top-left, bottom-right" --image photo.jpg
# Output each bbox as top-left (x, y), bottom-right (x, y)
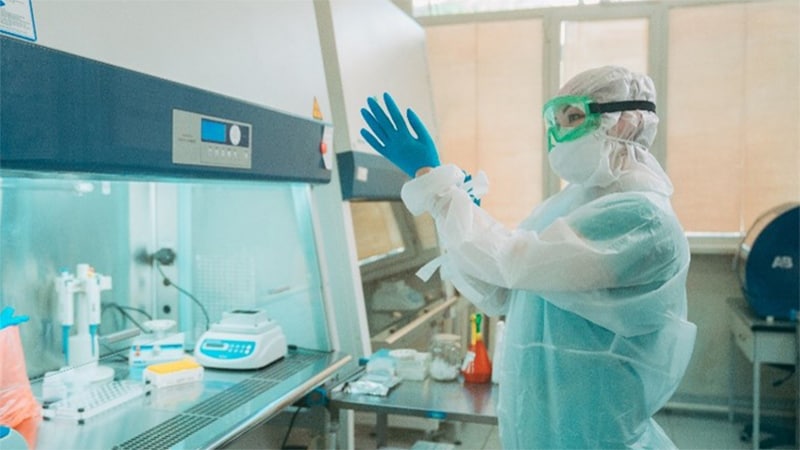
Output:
top-left (462, 313), bottom-right (492, 383)
top-left (491, 320), bottom-right (505, 384)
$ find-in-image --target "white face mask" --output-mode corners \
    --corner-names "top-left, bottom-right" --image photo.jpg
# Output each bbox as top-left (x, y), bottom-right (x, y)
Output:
top-left (548, 132), bottom-right (610, 185)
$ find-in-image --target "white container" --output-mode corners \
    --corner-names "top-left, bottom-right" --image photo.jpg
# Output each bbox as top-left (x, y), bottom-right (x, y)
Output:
top-left (143, 358), bottom-right (204, 388)
top-left (492, 321), bottom-right (505, 384)
top-left (389, 349), bottom-right (429, 381)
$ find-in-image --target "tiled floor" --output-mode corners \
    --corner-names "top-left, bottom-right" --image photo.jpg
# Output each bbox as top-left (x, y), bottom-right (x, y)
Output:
top-left (658, 411), bottom-right (796, 450)
top-left (353, 410), bottom-right (797, 450)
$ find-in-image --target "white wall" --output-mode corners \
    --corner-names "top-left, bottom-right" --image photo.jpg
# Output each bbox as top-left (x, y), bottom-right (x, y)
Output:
top-left (680, 254), bottom-right (796, 412)
top-left (31, 0), bottom-right (331, 120)
top-left (319, 0), bottom-right (437, 156)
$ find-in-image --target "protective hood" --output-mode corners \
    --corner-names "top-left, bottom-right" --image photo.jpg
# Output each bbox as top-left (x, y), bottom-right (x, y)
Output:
top-left (551, 65), bottom-right (673, 195)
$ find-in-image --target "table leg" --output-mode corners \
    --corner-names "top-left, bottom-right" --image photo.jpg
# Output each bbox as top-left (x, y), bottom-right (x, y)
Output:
top-left (327, 405), bottom-right (340, 450)
top-left (729, 332), bottom-right (735, 422)
top-left (752, 358), bottom-right (761, 450)
top-left (376, 413), bottom-right (388, 448)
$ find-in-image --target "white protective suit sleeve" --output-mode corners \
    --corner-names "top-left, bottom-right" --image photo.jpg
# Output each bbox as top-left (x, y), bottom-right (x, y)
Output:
top-left (402, 164), bottom-right (685, 336)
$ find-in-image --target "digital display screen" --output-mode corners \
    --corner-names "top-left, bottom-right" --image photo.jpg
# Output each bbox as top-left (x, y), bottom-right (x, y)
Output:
top-left (204, 342), bottom-right (225, 349)
top-left (201, 119), bottom-right (227, 144)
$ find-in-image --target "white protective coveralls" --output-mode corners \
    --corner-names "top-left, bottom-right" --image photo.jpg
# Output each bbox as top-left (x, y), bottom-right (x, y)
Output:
top-left (401, 66), bottom-right (697, 449)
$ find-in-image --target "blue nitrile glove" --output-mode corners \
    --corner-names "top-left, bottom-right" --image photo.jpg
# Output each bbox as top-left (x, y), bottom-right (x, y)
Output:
top-left (0, 306), bottom-right (28, 330)
top-left (360, 92), bottom-right (440, 178)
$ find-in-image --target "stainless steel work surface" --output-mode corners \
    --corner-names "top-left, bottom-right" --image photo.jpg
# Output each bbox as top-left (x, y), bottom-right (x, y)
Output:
top-left (329, 377), bottom-right (498, 424)
top-left (33, 348), bottom-right (350, 449)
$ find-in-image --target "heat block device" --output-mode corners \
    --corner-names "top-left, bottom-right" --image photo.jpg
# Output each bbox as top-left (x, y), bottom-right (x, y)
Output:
top-left (194, 309), bottom-right (287, 370)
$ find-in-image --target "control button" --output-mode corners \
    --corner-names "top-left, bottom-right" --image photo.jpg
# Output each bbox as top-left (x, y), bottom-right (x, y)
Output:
top-left (229, 125), bottom-right (241, 146)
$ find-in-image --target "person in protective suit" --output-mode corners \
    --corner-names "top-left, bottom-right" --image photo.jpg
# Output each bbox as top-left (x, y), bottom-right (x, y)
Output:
top-left (360, 65), bottom-right (697, 449)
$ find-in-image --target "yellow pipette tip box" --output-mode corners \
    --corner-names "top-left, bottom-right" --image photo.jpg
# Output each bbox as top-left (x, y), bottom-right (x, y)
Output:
top-left (143, 357), bottom-right (204, 388)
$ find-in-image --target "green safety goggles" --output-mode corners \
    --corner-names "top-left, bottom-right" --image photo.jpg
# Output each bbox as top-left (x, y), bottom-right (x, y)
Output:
top-left (543, 95), bottom-right (656, 151)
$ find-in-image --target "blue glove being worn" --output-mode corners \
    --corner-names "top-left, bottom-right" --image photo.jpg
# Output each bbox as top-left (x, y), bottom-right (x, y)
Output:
top-left (0, 306), bottom-right (28, 330)
top-left (360, 92), bottom-right (440, 178)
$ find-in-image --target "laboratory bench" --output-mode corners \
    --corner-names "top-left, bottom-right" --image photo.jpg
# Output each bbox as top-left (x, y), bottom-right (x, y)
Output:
top-left (31, 348), bottom-right (351, 450)
top-left (727, 297), bottom-right (798, 450)
top-left (328, 375), bottom-right (498, 448)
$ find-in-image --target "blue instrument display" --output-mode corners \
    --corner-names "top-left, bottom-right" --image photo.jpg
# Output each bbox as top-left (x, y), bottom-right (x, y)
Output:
top-left (198, 339), bottom-right (256, 360)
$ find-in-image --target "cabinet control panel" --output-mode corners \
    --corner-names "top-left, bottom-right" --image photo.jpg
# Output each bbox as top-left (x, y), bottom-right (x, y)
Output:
top-left (173, 109), bottom-right (252, 169)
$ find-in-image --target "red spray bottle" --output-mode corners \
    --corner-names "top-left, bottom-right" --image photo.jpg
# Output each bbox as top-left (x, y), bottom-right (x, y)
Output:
top-left (462, 313), bottom-right (492, 383)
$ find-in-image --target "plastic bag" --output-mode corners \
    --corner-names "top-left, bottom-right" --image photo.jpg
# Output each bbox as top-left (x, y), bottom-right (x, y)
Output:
top-left (342, 372), bottom-right (401, 397)
top-left (0, 321), bottom-right (41, 449)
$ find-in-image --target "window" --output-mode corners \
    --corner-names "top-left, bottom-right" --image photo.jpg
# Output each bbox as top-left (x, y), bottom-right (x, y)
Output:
top-left (413, 0), bottom-right (653, 17)
top-left (667, 0), bottom-right (799, 234)
top-left (559, 19), bottom-right (648, 83)
top-left (426, 18), bottom-right (544, 227)
top-left (422, 0), bottom-right (799, 250)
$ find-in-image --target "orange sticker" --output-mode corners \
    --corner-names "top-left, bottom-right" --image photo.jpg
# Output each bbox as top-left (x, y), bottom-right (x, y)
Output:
top-left (312, 97), bottom-right (323, 121)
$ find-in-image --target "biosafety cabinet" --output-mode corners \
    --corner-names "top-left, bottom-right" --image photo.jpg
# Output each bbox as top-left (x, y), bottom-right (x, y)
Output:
top-left (0, 1), bottom-right (363, 446)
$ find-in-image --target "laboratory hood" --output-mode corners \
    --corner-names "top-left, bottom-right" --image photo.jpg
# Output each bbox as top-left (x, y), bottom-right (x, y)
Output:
top-left (0, 35), bottom-right (352, 449)
top-left (0, 32), bottom-right (346, 368)
top-left (0, 36), bottom-right (332, 183)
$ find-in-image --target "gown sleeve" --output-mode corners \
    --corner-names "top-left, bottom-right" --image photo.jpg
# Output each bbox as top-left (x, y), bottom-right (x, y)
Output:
top-left (402, 164), bottom-right (690, 335)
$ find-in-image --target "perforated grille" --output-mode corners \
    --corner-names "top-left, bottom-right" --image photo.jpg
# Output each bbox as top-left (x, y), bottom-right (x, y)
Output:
top-left (114, 414), bottom-right (215, 450)
top-left (113, 351), bottom-right (323, 450)
top-left (253, 353), bottom-right (320, 381)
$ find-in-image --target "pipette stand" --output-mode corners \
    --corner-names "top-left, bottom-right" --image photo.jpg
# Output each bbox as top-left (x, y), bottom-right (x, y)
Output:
top-left (54, 264), bottom-right (114, 385)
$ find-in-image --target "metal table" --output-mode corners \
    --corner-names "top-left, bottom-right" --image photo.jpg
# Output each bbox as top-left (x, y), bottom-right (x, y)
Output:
top-left (328, 376), bottom-right (498, 447)
top-left (727, 297), bottom-right (797, 450)
top-left (32, 348), bottom-right (351, 450)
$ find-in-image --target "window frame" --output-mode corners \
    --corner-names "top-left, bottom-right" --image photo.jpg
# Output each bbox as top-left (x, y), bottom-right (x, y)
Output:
top-left (417, 0), bottom-right (794, 254)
